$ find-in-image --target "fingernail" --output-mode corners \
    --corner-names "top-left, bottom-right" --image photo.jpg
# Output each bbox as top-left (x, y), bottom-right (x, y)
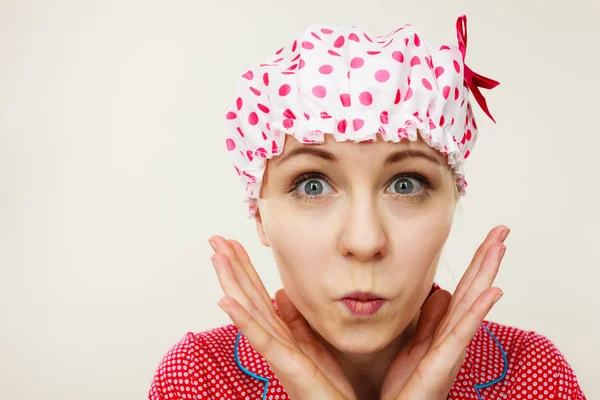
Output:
top-left (494, 290), bottom-right (504, 303)
top-left (500, 227), bottom-right (510, 242)
top-left (211, 256), bottom-right (219, 271)
top-left (218, 298), bottom-right (230, 314)
top-left (208, 238), bottom-right (217, 251)
top-left (499, 245), bottom-right (506, 260)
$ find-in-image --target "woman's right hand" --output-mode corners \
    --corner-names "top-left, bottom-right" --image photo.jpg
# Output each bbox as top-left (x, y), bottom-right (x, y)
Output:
top-left (208, 236), bottom-right (356, 400)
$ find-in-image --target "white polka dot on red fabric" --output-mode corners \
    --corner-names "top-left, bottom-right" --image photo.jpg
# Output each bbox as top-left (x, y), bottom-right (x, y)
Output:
top-left (148, 283), bottom-right (586, 400)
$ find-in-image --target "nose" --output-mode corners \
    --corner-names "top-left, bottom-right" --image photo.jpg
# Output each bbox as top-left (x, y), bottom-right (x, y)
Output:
top-left (337, 196), bottom-right (388, 262)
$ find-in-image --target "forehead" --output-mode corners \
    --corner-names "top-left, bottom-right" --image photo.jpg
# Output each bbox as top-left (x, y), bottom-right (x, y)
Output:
top-left (278, 131), bottom-right (448, 166)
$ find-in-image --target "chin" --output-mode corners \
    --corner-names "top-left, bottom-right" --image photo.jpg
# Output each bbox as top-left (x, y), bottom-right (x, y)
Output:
top-left (325, 325), bottom-right (394, 354)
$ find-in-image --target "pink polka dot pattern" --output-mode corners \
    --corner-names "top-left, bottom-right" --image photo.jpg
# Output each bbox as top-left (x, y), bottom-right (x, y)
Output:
top-left (224, 15), bottom-right (499, 216)
top-left (148, 283), bottom-right (586, 399)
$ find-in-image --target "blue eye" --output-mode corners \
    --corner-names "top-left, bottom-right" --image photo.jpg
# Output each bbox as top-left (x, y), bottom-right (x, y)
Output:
top-left (289, 172), bottom-right (431, 203)
top-left (386, 177), bottom-right (424, 195)
top-left (297, 178), bottom-right (334, 196)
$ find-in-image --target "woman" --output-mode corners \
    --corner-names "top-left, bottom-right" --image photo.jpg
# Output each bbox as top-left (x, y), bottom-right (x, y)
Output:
top-left (148, 15), bottom-right (586, 400)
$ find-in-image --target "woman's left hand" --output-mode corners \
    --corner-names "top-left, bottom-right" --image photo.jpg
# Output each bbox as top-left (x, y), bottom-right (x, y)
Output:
top-left (380, 225), bottom-right (509, 400)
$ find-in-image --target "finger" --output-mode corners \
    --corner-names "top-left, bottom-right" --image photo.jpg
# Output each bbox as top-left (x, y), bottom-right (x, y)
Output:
top-left (218, 296), bottom-right (277, 353)
top-left (218, 296), bottom-right (307, 378)
top-left (433, 242), bottom-right (506, 347)
top-left (219, 296), bottom-right (350, 400)
top-left (228, 239), bottom-right (274, 307)
top-left (275, 289), bottom-right (356, 400)
top-left (402, 288), bottom-right (502, 400)
top-left (212, 252), bottom-right (289, 344)
top-left (431, 288), bottom-right (502, 372)
top-left (228, 239), bottom-right (288, 328)
top-left (275, 289), bottom-right (339, 360)
top-left (410, 290), bottom-right (451, 346)
top-left (449, 225), bottom-right (509, 314)
top-left (210, 236), bottom-right (290, 339)
top-left (380, 290), bottom-right (451, 399)
top-left (210, 237), bottom-right (273, 314)
top-left (275, 289), bottom-right (330, 345)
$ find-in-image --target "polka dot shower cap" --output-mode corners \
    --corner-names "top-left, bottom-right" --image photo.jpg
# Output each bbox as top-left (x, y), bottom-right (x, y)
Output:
top-left (223, 15), bottom-right (499, 217)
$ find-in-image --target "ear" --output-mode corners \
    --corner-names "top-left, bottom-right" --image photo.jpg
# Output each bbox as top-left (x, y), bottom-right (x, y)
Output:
top-left (253, 207), bottom-right (271, 247)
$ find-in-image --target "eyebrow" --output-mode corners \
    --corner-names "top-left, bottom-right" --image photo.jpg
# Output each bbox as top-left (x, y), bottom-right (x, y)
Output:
top-left (275, 147), bottom-right (442, 167)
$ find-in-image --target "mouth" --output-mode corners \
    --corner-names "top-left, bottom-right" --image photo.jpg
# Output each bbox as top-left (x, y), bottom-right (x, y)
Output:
top-left (338, 291), bottom-right (388, 317)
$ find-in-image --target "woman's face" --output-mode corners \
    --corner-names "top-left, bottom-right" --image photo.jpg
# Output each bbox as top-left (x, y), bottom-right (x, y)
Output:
top-left (254, 132), bottom-right (457, 354)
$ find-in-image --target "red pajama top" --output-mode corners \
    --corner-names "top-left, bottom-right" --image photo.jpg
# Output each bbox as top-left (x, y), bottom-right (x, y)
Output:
top-left (148, 284), bottom-right (586, 400)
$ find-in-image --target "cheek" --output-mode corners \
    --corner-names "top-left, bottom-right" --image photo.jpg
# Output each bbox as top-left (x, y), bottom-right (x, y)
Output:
top-left (391, 204), bottom-right (454, 273)
top-left (262, 207), bottom-right (331, 297)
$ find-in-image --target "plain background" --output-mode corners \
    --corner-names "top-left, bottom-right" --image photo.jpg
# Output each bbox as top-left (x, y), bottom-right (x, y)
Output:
top-left (1, 0), bottom-right (598, 398)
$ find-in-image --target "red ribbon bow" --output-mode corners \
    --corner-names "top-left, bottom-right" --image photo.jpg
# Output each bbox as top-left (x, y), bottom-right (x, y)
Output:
top-left (456, 15), bottom-right (500, 123)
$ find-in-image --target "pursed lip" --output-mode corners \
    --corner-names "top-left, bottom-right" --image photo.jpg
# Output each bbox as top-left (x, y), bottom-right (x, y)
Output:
top-left (340, 291), bottom-right (386, 301)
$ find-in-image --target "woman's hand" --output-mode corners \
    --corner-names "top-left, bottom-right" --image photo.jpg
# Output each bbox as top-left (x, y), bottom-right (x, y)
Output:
top-left (380, 225), bottom-right (510, 400)
top-left (208, 236), bottom-right (356, 400)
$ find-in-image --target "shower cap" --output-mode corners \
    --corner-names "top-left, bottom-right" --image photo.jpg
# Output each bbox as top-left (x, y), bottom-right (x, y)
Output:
top-left (223, 15), bottom-right (499, 217)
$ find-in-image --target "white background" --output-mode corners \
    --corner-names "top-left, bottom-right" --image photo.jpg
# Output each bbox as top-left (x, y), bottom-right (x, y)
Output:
top-left (1, 0), bottom-right (598, 398)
